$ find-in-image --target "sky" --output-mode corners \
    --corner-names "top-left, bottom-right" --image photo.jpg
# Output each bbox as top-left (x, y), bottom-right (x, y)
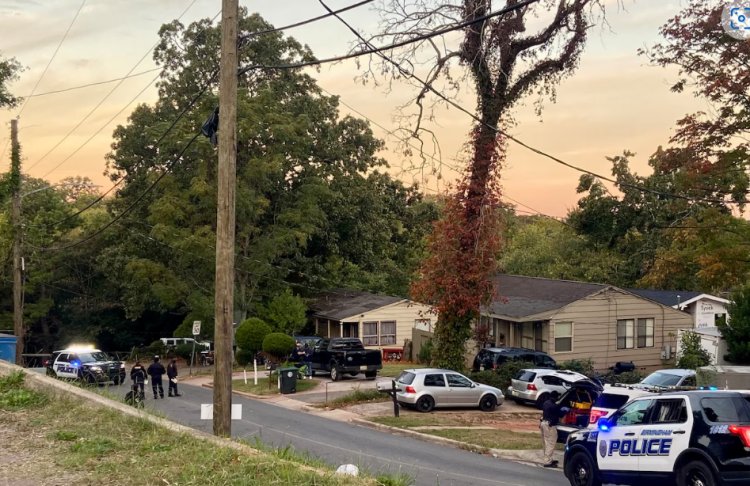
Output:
top-left (0, 0), bottom-right (706, 218)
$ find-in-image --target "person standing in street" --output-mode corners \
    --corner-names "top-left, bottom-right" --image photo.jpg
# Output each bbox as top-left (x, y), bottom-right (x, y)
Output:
top-left (539, 391), bottom-right (570, 467)
top-left (303, 342), bottom-right (313, 379)
top-left (130, 361), bottom-right (147, 401)
top-left (166, 358), bottom-right (182, 397)
top-left (147, 355), bottom-right (166, 399)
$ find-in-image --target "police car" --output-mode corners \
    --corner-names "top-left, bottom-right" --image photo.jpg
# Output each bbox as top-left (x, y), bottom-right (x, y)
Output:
top-left (563, 390), bottom-right (750, 486)
top-left (45, 345), bottom-right (126, 385)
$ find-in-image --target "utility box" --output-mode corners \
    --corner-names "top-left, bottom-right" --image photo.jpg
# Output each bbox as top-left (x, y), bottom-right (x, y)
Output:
top-left (0, 333), bottom-right (17, 364)
top-left (277, 367), bottom-right (297, 394)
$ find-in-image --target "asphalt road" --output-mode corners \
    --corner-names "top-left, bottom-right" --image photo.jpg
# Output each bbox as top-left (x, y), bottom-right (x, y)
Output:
top-left (99, 379), bottom-right (568, 486)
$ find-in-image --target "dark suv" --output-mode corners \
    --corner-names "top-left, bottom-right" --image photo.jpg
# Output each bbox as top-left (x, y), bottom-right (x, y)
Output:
top-left (472, 347), bottom-right (557, 372)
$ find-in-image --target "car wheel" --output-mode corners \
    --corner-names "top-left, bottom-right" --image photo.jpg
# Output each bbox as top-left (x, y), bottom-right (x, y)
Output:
top-left (565, 451), bottom-right (601, 486)
top-left (479, 394), bottom-right (497, 412)
top-left (536, 393), bottom-right (550, 410)
top-left (80, 373), bottom-right (95, 386)
top-left (113, 377), bottom-right (120, 386)
top-left (46, 368), bottom-right (56, 378)
top-left (416, 395), bottom-right (435, 413)
top-left (676, 460), bottom-right (717, 486)
top-left (330, 366), bottom-right (340, 382)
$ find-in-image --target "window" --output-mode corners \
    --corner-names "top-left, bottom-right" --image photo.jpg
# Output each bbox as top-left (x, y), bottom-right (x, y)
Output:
top-left (701, 397), bottom-right (745, 422)
top-left (363, 322), bottom-right (378, 346)
top-left (446, 374), bottom-right (472, 388)
top-left (414, 318), bottom-right (432, 332)
top-left (380, 321), bottom-right (396, 345)
top-left (617, 319), bottom-right (635, 349)
top-left (637, 318), bottom-right (654, 348)
top-left (650, 399), bottom-right (687, 424)
top-left (615, 399), bottom-right (653, 426)
top-left (424, 374), bottom-right (446, 387)
top-left (554, 322), bottom-right (573, 352)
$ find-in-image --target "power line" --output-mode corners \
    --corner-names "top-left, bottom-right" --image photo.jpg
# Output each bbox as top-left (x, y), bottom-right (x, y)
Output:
top-left (19, 68), bottom-right (161, 98)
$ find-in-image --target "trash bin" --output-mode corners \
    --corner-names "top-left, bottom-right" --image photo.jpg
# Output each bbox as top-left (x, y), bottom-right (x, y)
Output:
top-left (278, 367), bottom-right (297, 394)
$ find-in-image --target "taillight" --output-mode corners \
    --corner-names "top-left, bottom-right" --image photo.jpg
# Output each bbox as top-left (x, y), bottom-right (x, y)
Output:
top-left (729, 425), bottom-right (750, 447)
top-left (404, 386), bottom-right (416, 394)
top-left (589, 409), bottom-right (607, 424)
top-left (527, 384), bottom-right (537, 391)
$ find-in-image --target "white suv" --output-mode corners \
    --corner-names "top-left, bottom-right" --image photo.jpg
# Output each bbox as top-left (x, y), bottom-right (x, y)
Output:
top-left (508, 369), bottom-right (589, 408)
top-left (586, 384), bottom-right (655, 426)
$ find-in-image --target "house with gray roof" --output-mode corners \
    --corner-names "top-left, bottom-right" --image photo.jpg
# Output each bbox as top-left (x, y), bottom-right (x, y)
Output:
top-left (479, 275), bottom-right (694, 371)
top-left (310, 289), bottom-right (434, 359)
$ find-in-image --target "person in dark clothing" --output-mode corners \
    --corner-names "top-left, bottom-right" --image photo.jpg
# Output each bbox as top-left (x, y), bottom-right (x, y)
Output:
top-left (147, 355), bottom-right (166, 399)
top-left (303, 343), bottom-right (313, 379)
top-left (130, 361), bottom-right (147, 401)
top-left (540, 392), bottom-right (570, 467)
top-left (166, 358), bottom-right (182, 397)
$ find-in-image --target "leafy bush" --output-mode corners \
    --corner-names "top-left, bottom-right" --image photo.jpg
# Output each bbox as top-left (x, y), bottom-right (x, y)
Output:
top-left (611, 370), bottom-right (643, 384)
top-left (677, 331), bottom-right (712, 369)
top-left (262, 333), bottom-right (295, 362)
top-left (257, 289), bottom-right (307, 335)
top-left (469, 370), bottom-right (506, 389)
top-left (0, 372), bottom-right (47, 410)
top-left (417, 339), bottom-right (433, 364)
top-left (148, 340), bottom-right (166, 356)
top-left (235, 318), bottom-right (272, 354)
top-left (558, 358), bottom-right (595, 376)
top-left (236, 349), bottom-right (255, 367)
top-left (174, 343), bottom-right (194, 362)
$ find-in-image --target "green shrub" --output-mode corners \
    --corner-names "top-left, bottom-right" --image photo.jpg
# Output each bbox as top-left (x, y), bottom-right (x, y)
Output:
top-left (469, 370), bottom-right (506, 389)
top-left (417, 339), bottom-right (433, 364)
top-left (262, 333), bottom-right (295, 362)
top-left (174, 343), bottom-right (194, 362)
top-left (236, 349), bottom-right (255, 367)
top-left (559, 358), bottom-right (595, 376)
top-left (0, 372), bottom-right (47, 410)
top-left (677, 331), bottom-right (712, 369)
top-left (148, 340), bottom-right (166, 356)
top-left (235, 318), bottom-right (272, 354)
top-left (612, 370), bottom-right (644, 384)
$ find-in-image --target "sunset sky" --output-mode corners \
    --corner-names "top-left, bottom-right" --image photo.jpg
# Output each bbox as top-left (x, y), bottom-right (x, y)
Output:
top-left (0, 1), bottom-right (705, 218)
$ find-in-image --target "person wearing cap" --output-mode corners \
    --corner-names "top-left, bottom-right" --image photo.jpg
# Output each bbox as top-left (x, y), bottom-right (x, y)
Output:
top-left (147, 355), bottom-right (166, 399)
top-left (166, 358), bottom-right (182, 397)
top-left (130, 360), bottom-right (147, 401)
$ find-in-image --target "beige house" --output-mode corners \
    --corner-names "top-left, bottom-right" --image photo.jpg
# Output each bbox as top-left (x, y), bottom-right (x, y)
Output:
top-left (310, 289), bottom-right (434, 360)
top-left (480, 275), bottom-right (694, 372)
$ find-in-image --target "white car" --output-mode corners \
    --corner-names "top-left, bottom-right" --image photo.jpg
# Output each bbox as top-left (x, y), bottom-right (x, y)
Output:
top-left (586, 384), bottom-right (655, 426)
top-left (508, 368), bottom-right (590, 408)
top-left (632, 368), bottom-right (697, 391)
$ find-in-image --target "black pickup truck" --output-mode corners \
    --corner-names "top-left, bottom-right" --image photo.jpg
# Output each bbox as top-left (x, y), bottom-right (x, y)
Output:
top-left (310, 338), bottom-right (382, 381)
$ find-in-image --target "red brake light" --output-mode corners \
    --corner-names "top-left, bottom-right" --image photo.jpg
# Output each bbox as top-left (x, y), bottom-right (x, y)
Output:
top-left (527, 384), bottom-right (537, 391)
top-left (729, 425), bottom-right (750, 447)
top-left (404, 385), bottom-right (416, 394)
top-left (589, 409), bottom-right (607, 424)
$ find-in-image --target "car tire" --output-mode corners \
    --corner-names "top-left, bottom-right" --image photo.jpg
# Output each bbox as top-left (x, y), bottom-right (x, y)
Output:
top-left (479, 394), bottom-right (497, 412)
top-left (416, 395), bottom-right (435, 413)
top-left (676, 460), bottom-right (717, 486)
top-left (565, 451), bottom-right (601, 486)
top-left (113, 377), bottom-right (120, 386)
top-left (330, 365), bottom-right (340, 382)
top-left (536, 393), bottom-right (550, 410)
top-left (80, 373), bottom-right (96, 386)
top-left (46, 367), bottom-right (56, 378)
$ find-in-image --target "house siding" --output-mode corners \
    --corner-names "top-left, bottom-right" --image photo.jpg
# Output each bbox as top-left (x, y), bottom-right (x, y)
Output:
top-left (548, 289), bottom-right (692, 372)
top-left (352, 301), bottom-right (434, 352)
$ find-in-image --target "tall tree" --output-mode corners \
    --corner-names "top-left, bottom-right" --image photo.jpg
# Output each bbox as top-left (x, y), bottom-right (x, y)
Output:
top-left (0, 52), bottom-right (21, 109)
top-left (371, 0), bottom-right (604, 368)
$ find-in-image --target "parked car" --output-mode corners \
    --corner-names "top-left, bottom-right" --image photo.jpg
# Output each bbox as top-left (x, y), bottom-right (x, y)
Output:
top-left (508, 369), bottom-right (590, 408)
top-left (585, 384), bottom-right (655, 426)
top-left (45, 345), bottom-right (126, 385)
top-left (391, 368), bottom-right (504, 412)
top-left (471, 347), bottom-right (557, 372)
top-left (309, 337), bottom-right (382, 381)
top-left (632, 368), bottom-right (696, 391)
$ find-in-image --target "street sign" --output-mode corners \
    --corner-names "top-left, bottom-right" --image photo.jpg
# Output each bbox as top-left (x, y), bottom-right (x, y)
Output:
top-left (192, 321), bottom-right (201, 336)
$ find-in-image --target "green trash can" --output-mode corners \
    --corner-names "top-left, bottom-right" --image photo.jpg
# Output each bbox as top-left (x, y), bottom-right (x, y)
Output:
top-left (278, 367), bottom-right (297, 394)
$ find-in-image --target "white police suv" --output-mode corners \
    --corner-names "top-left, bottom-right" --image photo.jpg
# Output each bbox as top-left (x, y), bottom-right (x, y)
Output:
top-left (563, 390), bottom-right (750, 486)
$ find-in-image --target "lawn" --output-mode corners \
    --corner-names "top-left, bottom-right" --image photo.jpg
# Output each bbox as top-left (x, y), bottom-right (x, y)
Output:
top-left (0, 371), bottom-right (407, 486)
top-left (233, 376), bottom-right (319, 395)
top-left (379, 362), bottom-right (426, 378)
top-left (318, 388), bottom-right (390, 409)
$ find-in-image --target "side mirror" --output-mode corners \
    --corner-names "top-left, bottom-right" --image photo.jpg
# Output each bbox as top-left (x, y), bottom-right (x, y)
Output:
top-left (597, 417), bottom-right (612, 432)
top-left (470, 383), bottom-right (476, 388)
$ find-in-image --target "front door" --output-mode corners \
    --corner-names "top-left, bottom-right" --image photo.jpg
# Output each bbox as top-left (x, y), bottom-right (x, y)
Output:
top-left (445, 373), bottom-right (476, 405)
top-left (598, 398), bottom-right (654, 472)
top-left (55, 353), bottom-right (77, 379)
top-left (641, 397), bottom-right (692, 473)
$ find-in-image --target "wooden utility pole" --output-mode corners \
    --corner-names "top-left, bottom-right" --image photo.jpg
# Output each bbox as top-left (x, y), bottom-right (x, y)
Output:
top-left (213, 0), bottom-right (238, 437)
top-left (10, 118), bottom-right (23, 365)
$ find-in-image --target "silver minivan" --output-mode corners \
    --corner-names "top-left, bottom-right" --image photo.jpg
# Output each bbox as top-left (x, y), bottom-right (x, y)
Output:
top-left (390, 368), bottom-right (505, 413)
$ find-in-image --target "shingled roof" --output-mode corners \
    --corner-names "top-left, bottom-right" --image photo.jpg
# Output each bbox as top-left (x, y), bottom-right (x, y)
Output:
top-left (484, 275), bottom-right (607, 319)
top-left (310, 289), bottom-right (405, 321)
top-left (626, 289), bottom-right (702, 308)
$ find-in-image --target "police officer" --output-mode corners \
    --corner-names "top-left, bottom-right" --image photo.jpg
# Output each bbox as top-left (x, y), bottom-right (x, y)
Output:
top-left (147, 355), bottom-right (166, 399)
top-left (167, 358), bottom-right (182, 397)
top-left (130, 361), bottom-right (147, 401)
top-left (540, 391), bottom-right (570, 467)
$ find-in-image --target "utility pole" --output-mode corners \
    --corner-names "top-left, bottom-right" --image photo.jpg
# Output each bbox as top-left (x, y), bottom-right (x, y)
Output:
top-left (213, 0), bottom-right (238, 437)
top-left (10, 118), bottom-right (23, 365)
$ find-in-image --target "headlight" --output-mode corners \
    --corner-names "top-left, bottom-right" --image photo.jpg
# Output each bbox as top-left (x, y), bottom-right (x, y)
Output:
top-left (89, 366), bottom-right (102, 372)
top-left (120, 363), bottom-right (125, 369)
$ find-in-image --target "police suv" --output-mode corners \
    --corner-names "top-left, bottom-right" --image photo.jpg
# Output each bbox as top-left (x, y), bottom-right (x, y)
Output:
top-left (45, 346), bottom-right (126, 385)
top-left (563, 390), bottom-right (750, 486)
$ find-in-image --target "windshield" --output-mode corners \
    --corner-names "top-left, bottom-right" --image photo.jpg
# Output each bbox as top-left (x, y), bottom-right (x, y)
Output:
top-left (77, 352), bottom-right (110, 363)
top-left (641, 372), bottom-right (682, 387)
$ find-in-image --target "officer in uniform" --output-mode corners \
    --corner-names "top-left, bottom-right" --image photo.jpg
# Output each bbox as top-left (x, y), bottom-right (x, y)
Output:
top-left (130, 360), bottom-right (147, 401)
top-left (540, 391), bottom-right (570, 467)
top-left (147, 355), bottom-right (166, 399)
top-left (166, 358), bottom-right (182, 397)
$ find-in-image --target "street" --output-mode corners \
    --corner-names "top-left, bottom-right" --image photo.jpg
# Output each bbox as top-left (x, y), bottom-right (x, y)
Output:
top-left (104, 379), bottom-right (567, 486)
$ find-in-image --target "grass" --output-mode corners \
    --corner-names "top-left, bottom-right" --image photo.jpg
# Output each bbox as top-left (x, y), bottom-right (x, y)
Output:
top-left (372, 415), bottom-right (473, 428)
top-left (2, 371), bottom-right (408, 485)
top-left (379, 362), bottom-right (426, 378)
top-left (233, 376), bottom-right (319, 395)
top-left (319, 388), bottom-right (390, 409)
top-left (0, 371), bottom-right (48, 410)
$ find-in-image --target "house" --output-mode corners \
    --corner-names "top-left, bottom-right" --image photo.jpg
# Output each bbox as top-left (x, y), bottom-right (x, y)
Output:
top-left (310, 289), bottom-right (434, 360)
top-left (478, 275), bottom-right (694, 372)
top-left (628, 289), bottom-right (731, 365)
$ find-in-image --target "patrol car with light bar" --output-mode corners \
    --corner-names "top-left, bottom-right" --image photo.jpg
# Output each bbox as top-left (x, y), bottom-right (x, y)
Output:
top-left (45, 345), bottom-right (126, 385)
top-left (563, 390), bottom-right (750, 486)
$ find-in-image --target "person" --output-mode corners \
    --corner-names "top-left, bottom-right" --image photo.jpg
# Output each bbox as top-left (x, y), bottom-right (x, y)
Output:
top-left (303, 342), bottom-right (313, 379)
top-left (147, 355), bottom-right (166, 399)
top-left (294, 341), bottom-right (305, 363)
top-left (166, 358), bottom-right (182, 397)
top-left (130, 361), bottom-right (147, 401)
top-left (540, 391), bottom-right (570, 467)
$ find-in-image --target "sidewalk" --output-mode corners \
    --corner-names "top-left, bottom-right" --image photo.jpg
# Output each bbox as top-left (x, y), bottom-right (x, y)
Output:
top-left (188, 373), bottom-right (564, 468)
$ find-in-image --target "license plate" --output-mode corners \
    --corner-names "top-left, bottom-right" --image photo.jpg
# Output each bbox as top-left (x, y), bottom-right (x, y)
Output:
top-left (360, 365), bottom-right (368, 371)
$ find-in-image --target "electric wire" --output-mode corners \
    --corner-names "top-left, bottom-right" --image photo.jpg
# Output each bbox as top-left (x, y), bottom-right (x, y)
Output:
top-left (20, 68), bottom-right (162, 98)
